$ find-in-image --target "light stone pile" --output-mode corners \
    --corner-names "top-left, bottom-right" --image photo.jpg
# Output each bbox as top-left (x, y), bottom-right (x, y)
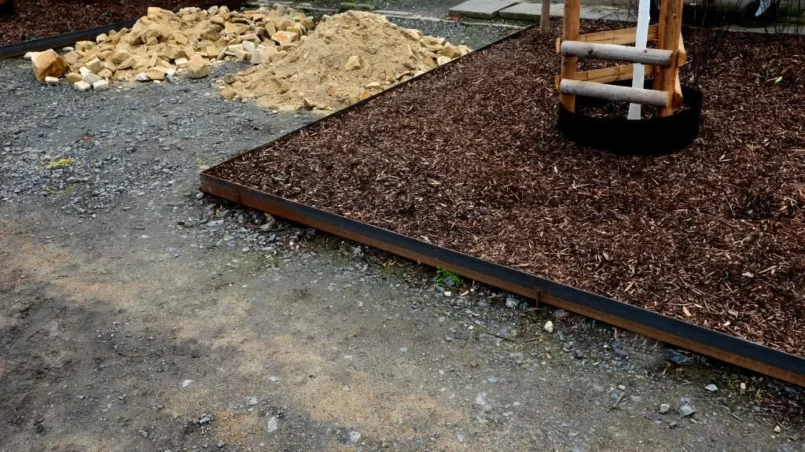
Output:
top-left (29, 4), bottom-right (313, 91)
top-left (221, 11), bottom-right (470, 112)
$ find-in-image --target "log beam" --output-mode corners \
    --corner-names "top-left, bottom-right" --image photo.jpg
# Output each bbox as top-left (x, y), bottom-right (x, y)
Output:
top-left (559, 79), bottom-right (671, 108)
top-left (561, 41), bottom-right (673, 66)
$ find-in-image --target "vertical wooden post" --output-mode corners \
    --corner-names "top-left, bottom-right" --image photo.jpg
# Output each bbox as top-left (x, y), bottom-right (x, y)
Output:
top-left (540, 0), bottom-right (551, 33)
top-left (654, 0), bottom-right (683, 117)
top-left (559, 0), bottom-right (580, 111)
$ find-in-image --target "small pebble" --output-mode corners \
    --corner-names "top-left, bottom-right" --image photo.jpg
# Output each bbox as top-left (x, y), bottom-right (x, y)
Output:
top-left (704, 384), bottom-right (718, 392)
top-left (679, 404), bottom-right (695, 417)
top-left (543, 321), bottom-right (554, 333)
top-left (659, 403), bottom-right (670, 414)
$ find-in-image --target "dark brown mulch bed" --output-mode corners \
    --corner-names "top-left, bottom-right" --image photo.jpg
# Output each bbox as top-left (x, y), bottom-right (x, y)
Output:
top-left (209, 23), bottom-right (805, 357)
top-left (0, 0), bottom-right (230, 46)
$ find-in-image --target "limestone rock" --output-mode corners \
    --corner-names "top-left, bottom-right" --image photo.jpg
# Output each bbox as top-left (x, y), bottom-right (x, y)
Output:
top-left (32, 50), bottom-right (67, 82)
top-left (224, 73), bottom-right (238, 84)
top-left (63, 51), bottom-right (80, 65)
top-left (108, 49), bottom-right (130, 65)
top-left (175, 57), bottom-right (189, 68)
top-left (146, 70), bottom-right (166, 81)
top-left (75, 41), bottom-right (96, 52)
top-left (135, 72), bottom-right (152, 82)
top-left (344, 55), bottom-right (361, 70)
top-left (44, 76), bottom-right (60, 86)
top-left (271, 31), bottom-right (299, 44)
top-left (439, 43), bottom-right (462, 59)
top-left (220, 87), bottom-right (237, 99)
top-left (92, 80), bottom-right (110, 91)
top-left (436, 55), bottom-right (452, 66)
top-left (117, 57), bottom-right (136, 70)
top-left (65, 73), bottom-right (82, 83)
top-left (185, 55), bottom-right (209, 79)
top-left (73, 81), bottom-right (92, 91)
top-left (82, 72), bottom-right (102, 85)
top-left (85, 58), bottom-right (104, 74)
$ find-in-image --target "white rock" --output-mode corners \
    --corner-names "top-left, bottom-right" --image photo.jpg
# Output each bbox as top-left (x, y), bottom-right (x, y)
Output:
top-left (135, 72), bottom-right (151, 82)
top-left (704, 384), bottom-right (718, 392)
top-left (773, 425), bottom-right (781, 433)
top-left (267, 416), bottom-right (279, 432)
top-left (249, 51), bottom-right (264, 65)
top-left (92, 80), bottom-right (109, 91)
top-left (44, 76), bottom-right (59, 86)
top-left (659, 403), bottom-right (671, 414)
top-left (82, 72), bottom-right (102, 85)
top-left (242, 40), bottom-right (256, 53)
top-left (175, 57), bottom-right (189, 68)
top-left (73, 81), bottom-right (91, 91)
top-left (544, 320), bottom-right (554, 333)
top-left (167, 69), bottom-right (177, 83)
top-left (505, 297), bottom-right (520, 309)
top-left (23, 51), bottom-right (38, 60)
top-left (348, 431), bottom-right (361, 444)
top-left (182, 379), bottom-right (193, 388)
top-left (79, 66), bottom-right (92, 77)
top-left (62, 46), bottom-right (75, 52)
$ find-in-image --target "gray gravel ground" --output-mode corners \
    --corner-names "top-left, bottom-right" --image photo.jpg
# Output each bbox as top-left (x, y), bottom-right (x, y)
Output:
top-left (1, 14), bottom-right (804, 452)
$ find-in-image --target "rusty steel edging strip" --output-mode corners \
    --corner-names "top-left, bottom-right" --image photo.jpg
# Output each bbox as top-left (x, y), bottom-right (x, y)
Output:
top-left (200, 173), bottom-right (805, 387)
top-left (0, 0), bottom-right (244, 59)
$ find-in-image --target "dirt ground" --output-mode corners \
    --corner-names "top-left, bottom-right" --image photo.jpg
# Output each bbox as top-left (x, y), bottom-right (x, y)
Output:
top-left (0, 12), bottom-right (803, 452)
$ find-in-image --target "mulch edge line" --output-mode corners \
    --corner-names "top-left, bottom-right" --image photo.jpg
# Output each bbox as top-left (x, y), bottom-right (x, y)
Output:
top-left (200, 168), bottom-right (805, 386)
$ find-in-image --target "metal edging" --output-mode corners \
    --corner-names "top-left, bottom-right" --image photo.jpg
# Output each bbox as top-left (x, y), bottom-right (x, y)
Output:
top-left (199, 173), bottom-right (805, 386)
top-left (0, 0), bottom-right (244, 59)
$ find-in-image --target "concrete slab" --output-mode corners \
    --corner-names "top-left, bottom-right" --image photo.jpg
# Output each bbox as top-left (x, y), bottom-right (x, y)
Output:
top-left (449, 0), bottom-right (521, 19)
top-left (499, 2), bottom-right (632, 21)
top-left (499, 2), bottom-right (561, 21)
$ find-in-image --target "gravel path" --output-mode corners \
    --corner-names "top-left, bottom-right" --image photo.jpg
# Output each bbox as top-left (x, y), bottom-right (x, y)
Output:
top-left (0, 16), bottom-right (802, 452)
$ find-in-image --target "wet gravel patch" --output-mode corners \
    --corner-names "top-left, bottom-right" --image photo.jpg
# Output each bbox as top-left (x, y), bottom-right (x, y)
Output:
top-left (0, 59), bottom-right (315, 215)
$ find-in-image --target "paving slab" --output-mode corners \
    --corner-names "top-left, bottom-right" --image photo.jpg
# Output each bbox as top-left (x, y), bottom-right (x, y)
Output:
top-left (499, 2), bottom-right (560, 20)
top-left (449, 0), bottom-right (521, 19)
top-left (499, 2), bottom-right (631, 21)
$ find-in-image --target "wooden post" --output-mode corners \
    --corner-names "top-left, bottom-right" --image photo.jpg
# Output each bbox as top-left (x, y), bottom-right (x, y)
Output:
top-left (654, 0), bottom-right (683, 117)
top-left (559, 0), bottom-right (580, 112)
top-left (540, 1), bottom-right (551, 33)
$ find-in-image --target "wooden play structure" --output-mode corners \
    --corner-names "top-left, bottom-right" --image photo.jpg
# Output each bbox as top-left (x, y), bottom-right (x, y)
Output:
top-left (556, 0), bottom-right (687, 117)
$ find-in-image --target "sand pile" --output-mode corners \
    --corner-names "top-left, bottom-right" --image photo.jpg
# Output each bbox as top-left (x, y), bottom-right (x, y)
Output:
top-left (31, 4), bottom-right (314, 90)
top-left (221, 11), bottom-right (470, 111)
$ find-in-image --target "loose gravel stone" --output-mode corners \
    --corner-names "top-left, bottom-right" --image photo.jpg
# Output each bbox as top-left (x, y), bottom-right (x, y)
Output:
top-left (679, 405), bottom-right (695, 417)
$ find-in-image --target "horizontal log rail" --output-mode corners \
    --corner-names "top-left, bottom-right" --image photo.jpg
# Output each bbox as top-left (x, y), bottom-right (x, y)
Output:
top-left (559, 79), bottom-right (671, 107)
top-left (561, 41), bottom-right (673, 66)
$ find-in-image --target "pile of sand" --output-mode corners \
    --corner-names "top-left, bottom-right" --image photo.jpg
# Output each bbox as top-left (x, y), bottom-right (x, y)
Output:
top-left (45, 4), bottom-right (313, 88)
top-left (221, 11), bottom-right (470, 111)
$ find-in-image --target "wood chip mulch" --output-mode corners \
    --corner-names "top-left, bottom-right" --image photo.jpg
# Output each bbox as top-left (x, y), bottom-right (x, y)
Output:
top-left (0, 0), bottom-right (228, 46)
top-left (209, 23), bottom-right (805, 358)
